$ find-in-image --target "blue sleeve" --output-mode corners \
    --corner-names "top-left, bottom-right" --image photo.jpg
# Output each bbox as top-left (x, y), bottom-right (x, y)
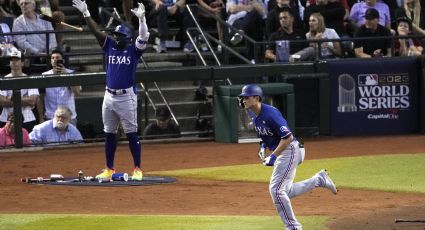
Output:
top-left (270, 109), bottom-right (292, 139)
top-left (70, 126), bottom-right (83, 142)
top-left (29, 126), bottom-right (43, 144)
top-left (102, 36), bottom-right (113, 52)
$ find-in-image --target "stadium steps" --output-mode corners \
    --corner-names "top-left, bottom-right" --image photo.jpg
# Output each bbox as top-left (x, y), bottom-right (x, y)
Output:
top-left (75, 78), bottom-right (213, 136)
top-left (60, 3), bottom-right (217, 137)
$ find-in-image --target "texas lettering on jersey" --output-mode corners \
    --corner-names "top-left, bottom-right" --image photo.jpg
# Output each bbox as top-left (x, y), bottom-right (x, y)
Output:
top-left (248, 103), bottom-right (292, 150)
top-left (108, 55), bottom-right (131, 65)
top-left (103, 37), bottom-right (144, 89)
top-left (254, 125), bottom-right (273, 136)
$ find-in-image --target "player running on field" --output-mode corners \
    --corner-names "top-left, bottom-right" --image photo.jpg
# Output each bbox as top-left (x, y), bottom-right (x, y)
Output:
top-left (238, 84), bottom-right (338, 230)
top-left (73, 0), bottom-right (149, 181)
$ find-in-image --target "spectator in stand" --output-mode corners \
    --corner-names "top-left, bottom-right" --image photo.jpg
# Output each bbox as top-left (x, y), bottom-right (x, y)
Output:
top-left (394, 0), bottom-right (425, 36)
top-left (12, 0), bottom-right (57, 59)
top-left (268, 0), bottom-right (306, 17)
top-left (0, 49), bottom-right (39, 132)
top-left (37, 48), bottom-right (81, 126)
top-left (292, 12), bottom-right (340, 60)
top-left (226, 0), bottom-right (267, 61)
top-left (143, 107), bottom-right (181, 139)
top-left (0, 1), bottom-right (17, 58)
top-left (29, 106), bottom-right (83, 145)
top-left (303, 0), bottom-right (346, 35)
top-left (307, 0), bottom-right (349, 20)
top-left (146, 0), bottom-right (194, 53)
top-left (266, 0), bottom-right (304, 38)
top-left (394, 17), bottom-right (423, 56)
top-left (353, 8), bottom-right (392, 58)
top-left (265, 7), bottom-right (308, 62)
top-left (349, 0), bottom-right (391, 29)
top-left (196, 0), bottom-right (226, 51)
top-left (0, 113), bottom-right (31, 147)
top-left (0, 23), bottom-right (17, 59)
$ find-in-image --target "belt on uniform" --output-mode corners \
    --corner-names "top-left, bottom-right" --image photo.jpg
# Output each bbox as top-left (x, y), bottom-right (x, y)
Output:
top-left (106, 88), bottom-right (127, 95)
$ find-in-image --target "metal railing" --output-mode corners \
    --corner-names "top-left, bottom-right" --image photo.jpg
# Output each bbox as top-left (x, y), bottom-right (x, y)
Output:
top-left (183, 4), bottom-right (256, 66)
top-left (139, 57), bottom-right (180, 127)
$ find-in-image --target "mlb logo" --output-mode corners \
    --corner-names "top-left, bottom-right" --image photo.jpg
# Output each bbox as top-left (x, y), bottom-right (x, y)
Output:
top-left (358, 74), bottom-right (378, 86)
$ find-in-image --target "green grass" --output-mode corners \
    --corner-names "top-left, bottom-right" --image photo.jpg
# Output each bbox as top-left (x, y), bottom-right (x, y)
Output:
top-left (0, 214), bottom-right (329, 230)
top-left (154, 153), bottom-right (425, 193)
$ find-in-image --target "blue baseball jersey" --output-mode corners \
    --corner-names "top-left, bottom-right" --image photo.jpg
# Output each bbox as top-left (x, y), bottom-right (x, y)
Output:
top-left (103, 36), bottom-right (143, 89)
top-left (248, 103), bottom-right (293, 150)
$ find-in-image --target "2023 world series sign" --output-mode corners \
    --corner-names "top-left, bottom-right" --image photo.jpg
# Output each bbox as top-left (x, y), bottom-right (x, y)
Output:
top-left (328, 58), bottom-right (418, 135)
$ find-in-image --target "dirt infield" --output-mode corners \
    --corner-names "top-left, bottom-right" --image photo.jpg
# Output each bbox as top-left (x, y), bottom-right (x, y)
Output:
top-left (1, 134), bottom-right (425, 230)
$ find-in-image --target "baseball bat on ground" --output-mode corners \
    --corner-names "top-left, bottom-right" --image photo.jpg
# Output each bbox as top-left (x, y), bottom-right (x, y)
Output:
top-left (21, 177), bottom-right (52, 183)
top-left (395, 219), bottom-right (425, 223)
top-left (40, 14), bottom-right (83, 32)
top-left (21, 175), bottom-right (96, 183)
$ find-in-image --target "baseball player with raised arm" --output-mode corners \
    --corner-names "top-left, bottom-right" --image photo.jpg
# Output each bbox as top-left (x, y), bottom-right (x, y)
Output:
top-left (238, 84), bottom-right (338, 230)
top-left (73, 0), bottom-right (149, 181)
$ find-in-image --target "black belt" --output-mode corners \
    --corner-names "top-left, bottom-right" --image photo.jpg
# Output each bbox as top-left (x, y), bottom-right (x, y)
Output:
top-left (106, 88), bottom-right (127, 95)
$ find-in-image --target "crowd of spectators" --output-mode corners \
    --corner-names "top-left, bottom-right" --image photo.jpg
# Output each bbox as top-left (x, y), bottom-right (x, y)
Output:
top-left (262, 0), bottom-right (425, 62)
top-left (0, 49), bottom-right (84, 148)
top-left (1, 0), bottom-right (423, 63)
top-left (106, 0), bottom-right (421, 61)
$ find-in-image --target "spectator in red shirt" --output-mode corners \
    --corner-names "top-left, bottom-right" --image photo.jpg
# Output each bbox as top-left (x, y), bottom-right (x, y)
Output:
top-left (0, 113), bottom-right (31, 148)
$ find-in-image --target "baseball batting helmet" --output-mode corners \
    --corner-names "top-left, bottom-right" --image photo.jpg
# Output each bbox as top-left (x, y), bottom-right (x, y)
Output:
top-left (112, 24), bottom-right (132, 39)
top-left (239, 84), bottom-right (263, 101)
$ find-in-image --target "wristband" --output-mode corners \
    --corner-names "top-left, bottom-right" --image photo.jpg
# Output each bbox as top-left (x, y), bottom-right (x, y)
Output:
top-left (83, 10), bottom-right (91, 18)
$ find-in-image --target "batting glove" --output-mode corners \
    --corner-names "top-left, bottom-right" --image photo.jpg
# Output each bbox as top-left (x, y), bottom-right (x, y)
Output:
top-left (258, 142), bottom-right (266, 161)
top-left (72, 0), bottom-right (90, 17)
top-left (263, 154), bottom-right (276, 166)
top-left (131, 2), bottom-right (146, 22)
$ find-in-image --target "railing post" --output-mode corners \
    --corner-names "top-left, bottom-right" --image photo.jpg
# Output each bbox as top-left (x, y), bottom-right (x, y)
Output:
top-left (45, 31), bottom-right (50, 57)
top-left (12, 90), bottom-right (23, 148)
top-left (223, 26), bottom-right (230, 65)
top-left (253, 42), bottom-right (258, 64)
top-left (143, 83), bottom-right (149, 128)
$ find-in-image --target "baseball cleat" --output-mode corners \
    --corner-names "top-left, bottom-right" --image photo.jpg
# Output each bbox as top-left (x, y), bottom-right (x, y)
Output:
top-left (131, 167), bottom-right (143, 181)
top-left (318, 169), bottom-right (338, 195)
top-left (95, 168), bottom-right (115, 180)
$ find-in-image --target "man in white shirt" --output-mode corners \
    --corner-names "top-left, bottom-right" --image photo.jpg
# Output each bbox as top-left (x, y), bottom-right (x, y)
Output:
top-left (0, 49), bottom-right (39, 132)
top-left (12, 0), bottom-right (57, 56)
top-left (38, 48), bottom-right (81, 126)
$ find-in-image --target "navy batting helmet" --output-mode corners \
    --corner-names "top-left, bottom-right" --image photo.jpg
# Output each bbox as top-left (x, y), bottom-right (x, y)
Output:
top-left (113, 24), bottom-right (132, 39)
top-left (239, 84), bottom-right (263, 101)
